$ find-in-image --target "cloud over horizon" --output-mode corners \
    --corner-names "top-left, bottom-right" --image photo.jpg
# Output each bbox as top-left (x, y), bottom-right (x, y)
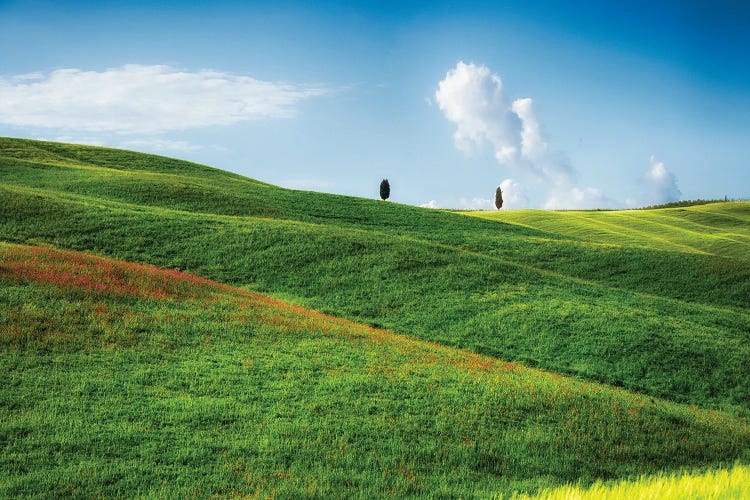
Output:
top-left (0, 65), bottom-right (330, 134)
top-left (435, 61), bottom-right (529, 164)
top-left (635, 156), bottom-right (682, 206)
top-left (498, 178), bottom-right (529, 209)
top-left (436, 61), bottom-right (618, 210)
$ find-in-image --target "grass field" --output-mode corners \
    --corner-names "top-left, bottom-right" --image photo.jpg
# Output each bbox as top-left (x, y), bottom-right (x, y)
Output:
top-left (1, 137), bottom-right (749, 497)
top-left (466, 205), bottom-right (750, 261)
top-left (2, 243), bottom-right (748, 497)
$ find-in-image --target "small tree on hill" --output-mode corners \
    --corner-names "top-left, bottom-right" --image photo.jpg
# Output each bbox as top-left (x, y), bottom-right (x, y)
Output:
top-left (494, 186), bottom-right (503, 209)
top-left (380, 179), bottom-right (390, 200)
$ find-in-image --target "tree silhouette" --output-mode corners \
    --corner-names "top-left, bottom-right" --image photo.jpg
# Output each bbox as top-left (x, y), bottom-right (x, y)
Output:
top-left (494, 186), bottom-right (503, 209)
top-left (380, 179), bottom-right (390, 200)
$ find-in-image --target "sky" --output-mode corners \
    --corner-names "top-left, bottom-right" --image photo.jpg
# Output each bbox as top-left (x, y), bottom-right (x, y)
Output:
top-left (1, 0), bottom-right (749, 209)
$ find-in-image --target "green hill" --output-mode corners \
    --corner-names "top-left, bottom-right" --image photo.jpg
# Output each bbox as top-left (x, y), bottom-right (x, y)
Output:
top-left (2, 243), bottom-right (748, 497)
top-left (2, 137), bottom-right (750, 496)
top-left (2, 137), bottom-right (749, 418)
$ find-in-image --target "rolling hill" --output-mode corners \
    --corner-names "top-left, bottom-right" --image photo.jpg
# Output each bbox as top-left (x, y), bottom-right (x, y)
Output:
top-left (467, 203), bottom-right (750, 262)
top-left (1, 243), bottom-right (748, 497)
top-left (2, 137), bottom-right (749, 496)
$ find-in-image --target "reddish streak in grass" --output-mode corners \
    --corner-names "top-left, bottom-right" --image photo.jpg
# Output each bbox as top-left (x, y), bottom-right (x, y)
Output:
top-left (0, 245), bottom-right (220, 299)
top-left (0, 244), bottom-right (523, 378)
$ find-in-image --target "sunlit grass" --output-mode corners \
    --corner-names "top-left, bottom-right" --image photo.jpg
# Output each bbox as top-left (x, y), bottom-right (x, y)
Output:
top-left (513, 464), bottom-right (750, 500)
top-left (467, 205), bottom-right (750, 261)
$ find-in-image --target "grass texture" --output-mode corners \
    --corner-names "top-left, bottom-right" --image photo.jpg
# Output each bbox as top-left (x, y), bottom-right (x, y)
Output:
top-left (2, 243), bottom-right (748, 497)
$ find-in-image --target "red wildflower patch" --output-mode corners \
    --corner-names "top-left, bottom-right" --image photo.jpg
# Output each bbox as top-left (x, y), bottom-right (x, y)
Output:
top-left (0, 244), bottom-right (221, 300)
top-left (1, 243), bottom-right (522, 380)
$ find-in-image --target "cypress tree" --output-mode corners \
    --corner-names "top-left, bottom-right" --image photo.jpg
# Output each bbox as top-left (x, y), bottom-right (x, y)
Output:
top-left (494, 186), bottom-right (503, 209)
top-left (380, 179), bottom-right (390, 200)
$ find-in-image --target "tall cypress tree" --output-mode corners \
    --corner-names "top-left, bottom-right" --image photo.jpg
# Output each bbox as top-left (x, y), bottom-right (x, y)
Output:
top-left (495, 186), bottom-right (503, 209)
top-left (380, 179), bottom-right (390, 200)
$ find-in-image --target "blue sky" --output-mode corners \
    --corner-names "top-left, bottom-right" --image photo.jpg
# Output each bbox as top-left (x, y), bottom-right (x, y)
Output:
top-left (1, 0), bottom-right (748, 208)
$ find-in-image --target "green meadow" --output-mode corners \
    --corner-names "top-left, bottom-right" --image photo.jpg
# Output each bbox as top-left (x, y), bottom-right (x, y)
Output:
top-left (2, 243), bottom-right (748, 498)
top-left (1, 137), bottom-right (749, 497)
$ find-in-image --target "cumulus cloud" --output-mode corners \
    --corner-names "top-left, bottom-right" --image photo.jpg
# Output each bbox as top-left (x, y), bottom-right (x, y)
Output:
top-left (498, 178), bottom-right (530, 209)
top-left (436, 61), bottom-right (612, 209)
top-left (638, 156), bottom-right (681, 205)
top-left (419, 200), bottom-right (439, 209)
top-left (0, 64), bottom-right (329, 134)
top-left (435, 61), bottom-right (524, 161)
top-left (510, 98), bottom-right (546, 161)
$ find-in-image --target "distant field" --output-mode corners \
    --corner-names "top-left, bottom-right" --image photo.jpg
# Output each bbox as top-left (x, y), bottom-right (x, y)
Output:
top-left (2, 243), bottom-right (748, 497)
top-left (466, 204), bottom-right (750, 261)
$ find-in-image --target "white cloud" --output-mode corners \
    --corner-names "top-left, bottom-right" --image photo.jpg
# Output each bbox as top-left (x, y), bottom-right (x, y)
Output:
top-left (436, 61), bottom-right (610, 210)
top-left (458, 197), bottom-right (495, 210)
top-left (12, 72), bottom-right (45, 82)
top-left (638, 156), bottom-right (681, 205)
top-left (419, 200), bottom-right (439, 209)
top-left (544, 186), bottom-right (617, 210)
top-left (0, 64), bottom-right (330, 134)
top-left (498, 178), bottom-right (530, 209)
top-left (435, 61), bottom-right (524, 160)
top-left (510, 98), bottom-right (546, 161)
top-left (419, 185), bottom-right (529, 211)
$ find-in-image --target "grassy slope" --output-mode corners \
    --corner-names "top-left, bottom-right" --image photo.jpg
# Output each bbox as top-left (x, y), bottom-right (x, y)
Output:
top-left (518, 464), bottom-right (750, 500)
top-left (3, 137), bottom-right (748, 308)
top-left (2, 243), bottom-right (749, 498)
top-left (466, 205), bottom-right (750, 261)
top-left (1, 138), bottom-right (749, 420)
